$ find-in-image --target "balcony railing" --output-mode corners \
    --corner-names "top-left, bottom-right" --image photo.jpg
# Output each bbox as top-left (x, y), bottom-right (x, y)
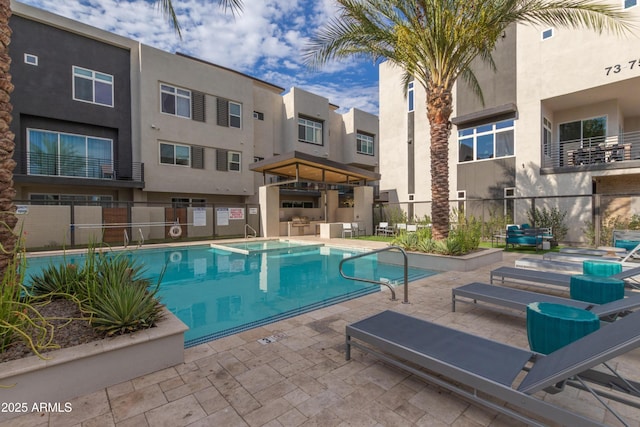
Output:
top-left (542, 131), bottom-right (640, 169)
top-left (15, 151), bottom-right (144, 182)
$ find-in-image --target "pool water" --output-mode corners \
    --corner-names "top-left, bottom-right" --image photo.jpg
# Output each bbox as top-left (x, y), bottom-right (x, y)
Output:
top-left (209, 239), bottom-right (323, 255)
top-left (24, 244), bottom-right (437, 347)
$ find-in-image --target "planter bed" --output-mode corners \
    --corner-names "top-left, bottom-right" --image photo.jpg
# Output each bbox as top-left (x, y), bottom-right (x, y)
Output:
top-left (379, 247), bottom-right (503, 272)
top-left (0, 307), bottom-right (187, 421)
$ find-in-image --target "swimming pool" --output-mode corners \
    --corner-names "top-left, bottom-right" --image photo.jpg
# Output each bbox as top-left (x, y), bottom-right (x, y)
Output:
top-left (24, 243), bottom-right (437, 347)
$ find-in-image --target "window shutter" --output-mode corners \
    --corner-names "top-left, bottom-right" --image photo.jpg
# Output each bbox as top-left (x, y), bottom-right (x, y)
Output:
top-left (191, 146), bottom-right (204, 169)
top-left (216, 98), bottom-right (229, 127)
top-left (216, 149), bottom-right (228, 171)
top-left (192, 91), bottom-right (206, 122)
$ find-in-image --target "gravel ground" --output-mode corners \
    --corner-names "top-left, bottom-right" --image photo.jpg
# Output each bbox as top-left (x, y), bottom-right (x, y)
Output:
top-left (0, 299), bottom-right (102, 363)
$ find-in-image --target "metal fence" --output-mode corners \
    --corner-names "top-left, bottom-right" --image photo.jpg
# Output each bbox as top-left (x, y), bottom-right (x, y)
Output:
top-left (373, 192), bottom-right (640, 246)
top-left (14, 200), bottom-right (261, 250)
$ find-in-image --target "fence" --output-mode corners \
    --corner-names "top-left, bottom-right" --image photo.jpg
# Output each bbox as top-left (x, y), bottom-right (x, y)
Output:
top-left (373, 192), bottom-right (640, 246)
top-left (14, 200), bottom-right (261, 250)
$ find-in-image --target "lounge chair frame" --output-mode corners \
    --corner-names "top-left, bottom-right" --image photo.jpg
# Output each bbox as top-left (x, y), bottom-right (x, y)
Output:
top-left (452, 281), bottom-right (640, 319)
top-left (490, 265), bottom-right (640, 291)
top-left (346, 310), bottom-right (640, 426)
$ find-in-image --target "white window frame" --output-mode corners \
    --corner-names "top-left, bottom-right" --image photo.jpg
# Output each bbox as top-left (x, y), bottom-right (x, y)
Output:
top-left (228, 151), bottom-right (241, 171)
top-left (543, 117), bottom-right (552, 157)
top-left (457, 119), bottom-right (515, 163)
top-left (356, 132), bottom-right (375, 156)
top-left (26, 128), bottom-right (113, 178)
top-left (229, 102), bottom-right (242, 128)
top-left (159, 142), bottom-right (191, 167)
top-left (72, 66), bottom-right (114, 107)
top-left (408, 81), bottom-right (414, 112)
top-left (624, 0), bottom-right (637, 9)
top-left (160, 83), bottom-right (192, 119)
top-left (298, 117), bottom-right (323, 145)
top-left (541, 28), bottom-right (554, 40)
top-left (24, 53), bottom-right (38, 66)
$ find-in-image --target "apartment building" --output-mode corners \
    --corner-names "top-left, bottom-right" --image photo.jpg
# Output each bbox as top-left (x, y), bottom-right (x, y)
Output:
top-left (379, 1), bottom-right (640, 241)
top-left (9, 1), bottom-right (379, 245)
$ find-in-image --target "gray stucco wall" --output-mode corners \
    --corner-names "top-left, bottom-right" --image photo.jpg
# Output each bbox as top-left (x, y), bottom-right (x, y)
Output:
top-left (9, 15), bottom-right (132, 176)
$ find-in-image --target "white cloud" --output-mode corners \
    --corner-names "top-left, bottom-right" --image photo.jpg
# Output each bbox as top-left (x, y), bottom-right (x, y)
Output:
top-left (19, 0), bottom-right (380, 114)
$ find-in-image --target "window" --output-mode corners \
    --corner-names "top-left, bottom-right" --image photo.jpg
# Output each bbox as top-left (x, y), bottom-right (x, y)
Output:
top-left (229, 102), bottom-right (242, 128)
top-left (356, 132), bottom-right (375, 155)
top-left (30, 194), bottom-right (113, 205)
top-left (228, 151), bottom-right (241, 171)
top-left (172, 198), bottom-right (206, 208)
top-left (281, 201), bottom-right (314, 208)
top-left (624, 0), bottom-right (637, 9)
top-left (160, 142), bottom-right (190, 166)
top-left (559, 116), bottom-right (606, 148)
top-left (543, 117), bottom-right (552, 156)
top-left (541, 28), bottom-right (554, 40)
top-left (27, 129), bottom-right (113, 178)
top-left (253, 111), bottom-right (264, 120)
top-left (458, 119), bottom-right (515, 162)
top-left (73, 66), bottom-right (113, 107)
top-left (504, 187), bottom-right (515, 219)
top-left (24, 53), bottom-right (38, 66)
top-left (161, 84), bottom-right (191, 118)
top-left (408, 81), bottom-right (414, 112)
top-left (298, 117), bottom-right (323, 145)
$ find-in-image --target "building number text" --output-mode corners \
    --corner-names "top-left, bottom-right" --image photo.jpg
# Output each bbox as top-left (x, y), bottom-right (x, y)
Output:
top-left (605, 60), bottom-right (639, 76)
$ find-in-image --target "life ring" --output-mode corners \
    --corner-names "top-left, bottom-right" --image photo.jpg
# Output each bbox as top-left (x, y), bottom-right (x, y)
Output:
top-left (169, 225), bottom-right (182, 239)
top-left (169, 251), bottom-right (182, 263)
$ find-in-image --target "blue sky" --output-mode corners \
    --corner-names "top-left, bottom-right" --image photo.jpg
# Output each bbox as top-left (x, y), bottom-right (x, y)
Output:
top-left (19, 0), bottom-right (380, 115)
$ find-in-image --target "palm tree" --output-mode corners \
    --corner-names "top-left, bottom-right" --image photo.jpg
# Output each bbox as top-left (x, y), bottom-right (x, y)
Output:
top-left (0, 0), bottom-right (243, 273)
top-left (304, 0), bottom-right (632, 240)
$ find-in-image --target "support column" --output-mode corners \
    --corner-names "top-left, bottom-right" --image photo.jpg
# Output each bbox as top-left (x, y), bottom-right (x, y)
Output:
top-left (259, 186), bottom-right (280, 237)
top-left (325, 190), bottom-right (339, 223)
top-left (353, 186), bottom-right (373, 235)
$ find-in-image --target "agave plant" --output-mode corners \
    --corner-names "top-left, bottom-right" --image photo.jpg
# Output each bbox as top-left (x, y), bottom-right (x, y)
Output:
top-left (29, 262), bottom-right (82, 297)
top-left (82, 250), bottom-right (165, 336)
top-left (87, 279), bottom-right (164, 336)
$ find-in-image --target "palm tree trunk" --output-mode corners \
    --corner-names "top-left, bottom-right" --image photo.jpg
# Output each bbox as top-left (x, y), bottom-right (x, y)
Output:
top-left (426, 82), bottom-right (453, 240)
top-left (0, 0), bottom-right (17, 274)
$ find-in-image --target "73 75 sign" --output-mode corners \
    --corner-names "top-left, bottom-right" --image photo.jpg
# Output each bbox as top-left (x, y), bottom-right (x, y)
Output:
top-left (605, 59), bottom-right (639, 76)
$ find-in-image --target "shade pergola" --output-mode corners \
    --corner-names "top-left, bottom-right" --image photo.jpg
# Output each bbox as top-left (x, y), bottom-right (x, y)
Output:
top-left (250, 151), bottom-right (380, 185)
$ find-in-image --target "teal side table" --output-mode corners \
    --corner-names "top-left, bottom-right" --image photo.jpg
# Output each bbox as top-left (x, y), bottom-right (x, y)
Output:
top-left (570, 274), bottom-right (625, 304)
top-left (527, 302), bottom-right (599, 355)
top-left (582, 260), bottom-right (622, 277)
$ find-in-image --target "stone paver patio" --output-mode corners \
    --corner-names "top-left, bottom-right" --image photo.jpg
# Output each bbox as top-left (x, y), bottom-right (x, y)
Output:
top-left (3, 239), bottom-right (640, 427)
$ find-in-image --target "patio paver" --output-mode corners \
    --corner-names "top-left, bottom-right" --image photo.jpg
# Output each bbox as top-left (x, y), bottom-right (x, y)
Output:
top-left (2, 238), bottom-right (638, 426)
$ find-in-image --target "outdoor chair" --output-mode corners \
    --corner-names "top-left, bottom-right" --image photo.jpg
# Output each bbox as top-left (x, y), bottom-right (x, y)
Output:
top-left (341, 222), bottom-right (353, 238)
top-left (346, 309), bottom-right (640, 426)
top-left (375, 222), bottom-right (392, 236)
top-left (490, 264), bottom-right (640, 291)
top-left (452, 281), bottom-right (640, 319)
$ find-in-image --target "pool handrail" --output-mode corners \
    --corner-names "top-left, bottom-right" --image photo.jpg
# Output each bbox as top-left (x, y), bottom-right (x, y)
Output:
top-left (339, 246), bottom-right (409, 303)
top-left (245, 224), bottom-right (257, 238)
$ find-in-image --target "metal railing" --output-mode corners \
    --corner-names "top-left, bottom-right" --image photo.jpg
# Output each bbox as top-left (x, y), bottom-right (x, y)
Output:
top-left (245, 224), bottom-right (257, 238)
top-left (339, 246), bottom-right (409, 303)
top-left (14, 150), bottom-right (144, 182)
top-left (542, 130), bottom-right (640, 169)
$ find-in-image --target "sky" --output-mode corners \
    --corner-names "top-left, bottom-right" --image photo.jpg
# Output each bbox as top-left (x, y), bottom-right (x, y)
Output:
top-left (20, 0), bottom-right (381, 116)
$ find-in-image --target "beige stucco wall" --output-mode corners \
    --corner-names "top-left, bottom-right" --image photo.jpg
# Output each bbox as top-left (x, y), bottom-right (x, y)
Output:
top-left (139, 45), bottom-right (255, 198)
top-left (341, 108), bottom-right (379, 167)
top-left (281, 87), bottom-right (332, 157)
top-left (16, 205), bottom-right (70, 249)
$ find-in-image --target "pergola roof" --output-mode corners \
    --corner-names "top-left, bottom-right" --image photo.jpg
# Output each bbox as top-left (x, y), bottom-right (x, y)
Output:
top-left (250, 151), bottom-right (380, 185)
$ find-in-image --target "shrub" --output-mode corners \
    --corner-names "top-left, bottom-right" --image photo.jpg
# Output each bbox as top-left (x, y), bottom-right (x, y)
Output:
top-left (527, 206), bottom-right (568, 244)
top-left (1, 227), bottom-right (55, 357)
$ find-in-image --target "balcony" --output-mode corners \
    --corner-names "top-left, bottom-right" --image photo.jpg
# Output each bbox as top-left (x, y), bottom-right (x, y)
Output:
top-left (14, 151), bottom-right (144, 185)
top-left (541, 131), bottom-right (640, 173)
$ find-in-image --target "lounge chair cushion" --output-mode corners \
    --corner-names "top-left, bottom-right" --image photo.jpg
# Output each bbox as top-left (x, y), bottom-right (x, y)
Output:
top-left (583, 260), bottom-right (623, 277)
